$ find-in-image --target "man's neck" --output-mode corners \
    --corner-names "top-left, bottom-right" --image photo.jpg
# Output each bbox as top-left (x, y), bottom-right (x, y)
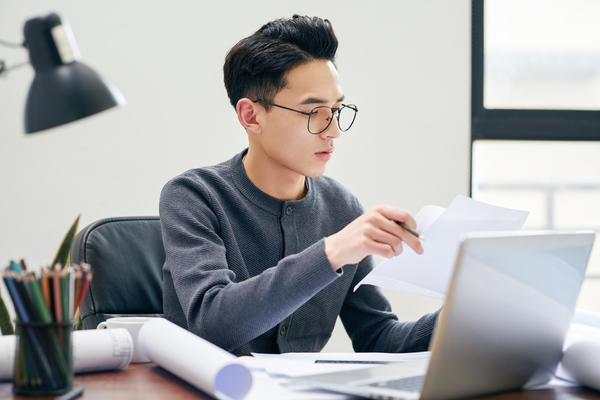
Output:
top-left (242, 147), bottom-right (307, 201)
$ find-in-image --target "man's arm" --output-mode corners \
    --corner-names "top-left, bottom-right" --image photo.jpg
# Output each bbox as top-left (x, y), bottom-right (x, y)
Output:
top-left (339, 255), bottom-right (439, 353)
top-left (330, 198), bottom-right (438, 352)
top-left (160, 176), bottom-right (340, 352)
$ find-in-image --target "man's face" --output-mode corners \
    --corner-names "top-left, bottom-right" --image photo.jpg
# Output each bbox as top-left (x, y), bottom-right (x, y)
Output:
top-left (256, 59), bottom-right (344, 178)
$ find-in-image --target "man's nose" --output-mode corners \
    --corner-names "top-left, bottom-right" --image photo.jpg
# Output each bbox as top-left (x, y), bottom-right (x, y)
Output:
top-left (320, 117), bottom-right (341, 139)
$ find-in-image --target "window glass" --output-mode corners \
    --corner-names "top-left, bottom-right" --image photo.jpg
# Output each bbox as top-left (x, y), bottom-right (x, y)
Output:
top-left (484, 0), bottom-right (600, 110)
top-left (472, 140), bottom-right (600, 311)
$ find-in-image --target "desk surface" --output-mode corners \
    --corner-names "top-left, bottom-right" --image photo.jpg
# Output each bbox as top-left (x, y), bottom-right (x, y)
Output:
top-left (1, 363), bottom-right (599, 399)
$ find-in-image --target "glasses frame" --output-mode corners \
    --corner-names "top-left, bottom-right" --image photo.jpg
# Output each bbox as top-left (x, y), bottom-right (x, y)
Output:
top-left (253, 99), bottom-right (358, 134)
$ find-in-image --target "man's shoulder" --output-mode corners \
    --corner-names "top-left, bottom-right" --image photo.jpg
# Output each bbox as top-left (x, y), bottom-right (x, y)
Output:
top-left (160, 157), bottom-right (234, 201)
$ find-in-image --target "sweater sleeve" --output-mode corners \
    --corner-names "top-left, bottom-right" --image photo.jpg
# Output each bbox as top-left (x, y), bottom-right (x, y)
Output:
top-left (340, 255), bottom-right (439, 352)
top-left (159, 176), bottom-right (341, 352)
top-left (339, 197), bottom-right (439, 353)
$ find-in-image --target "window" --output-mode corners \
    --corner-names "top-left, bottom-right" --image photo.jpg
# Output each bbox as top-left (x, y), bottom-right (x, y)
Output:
top-left (484, 0), bottom-right (600, 111)
top-left (471, 0), bottom-right (600, 312)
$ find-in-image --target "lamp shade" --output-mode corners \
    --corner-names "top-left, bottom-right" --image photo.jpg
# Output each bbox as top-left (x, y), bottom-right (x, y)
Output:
top-left (23, 13), bottom-right (124, 134)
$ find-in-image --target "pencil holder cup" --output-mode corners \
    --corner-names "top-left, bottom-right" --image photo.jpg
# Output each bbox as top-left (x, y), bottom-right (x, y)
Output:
top-left (13, 320), bottom-right (74, 396)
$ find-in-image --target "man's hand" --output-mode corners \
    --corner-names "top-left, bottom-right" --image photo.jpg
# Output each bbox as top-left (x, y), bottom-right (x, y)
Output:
top-left (324, 205), bottom-right (424, 271)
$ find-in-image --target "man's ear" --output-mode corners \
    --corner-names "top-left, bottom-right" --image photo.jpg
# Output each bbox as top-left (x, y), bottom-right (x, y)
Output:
top-left (236, 98), bottom-right (262, 135)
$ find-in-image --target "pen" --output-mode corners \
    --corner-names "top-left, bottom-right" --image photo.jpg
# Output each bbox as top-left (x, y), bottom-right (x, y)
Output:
top-left (54, 385), bottom-right (84, 400)
top-left (395, 221), bottom-right (425, 241)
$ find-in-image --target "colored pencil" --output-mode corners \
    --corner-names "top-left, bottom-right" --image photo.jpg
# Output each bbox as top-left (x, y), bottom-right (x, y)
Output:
top-left (41, 268), bottom-right (51, 311)
top-left (3, 273), bottom-right (57, 389)
top-left (3, 260), bottom-right (94, 392)
top-left (60, 271), bottom-right (68, 324)
top-left (52, 269), bottom-right (63, 323)
top-left (74, 265), bottom-right (92, 315)
top-left (68, 267), bottom-right (75, 320)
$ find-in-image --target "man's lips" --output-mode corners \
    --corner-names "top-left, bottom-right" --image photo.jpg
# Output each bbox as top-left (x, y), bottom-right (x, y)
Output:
top-left (315, 149), bottom-right (334, 160)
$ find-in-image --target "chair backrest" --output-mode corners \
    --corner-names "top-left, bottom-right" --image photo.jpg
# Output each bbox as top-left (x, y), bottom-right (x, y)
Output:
top-left (70, 216), bottom-right (164, 329)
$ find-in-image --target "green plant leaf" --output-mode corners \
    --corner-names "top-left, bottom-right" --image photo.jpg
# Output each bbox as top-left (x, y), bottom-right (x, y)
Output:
top-left (0, 294), bottom-right (14, 335)
top-left (74, 316), bottom-right (82, 331)
top-left (51, 215), bottom-right (80, 269)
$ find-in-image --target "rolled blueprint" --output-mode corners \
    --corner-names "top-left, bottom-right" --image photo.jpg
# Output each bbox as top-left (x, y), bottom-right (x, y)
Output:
top-left (72, 327), bottom-right (133, 372)
top-left (0, 335), bottom-right (14, 379)
top-left (0, 328), bottom-right (133, 380)
top-left (138, 318), bottom-right (253, 400)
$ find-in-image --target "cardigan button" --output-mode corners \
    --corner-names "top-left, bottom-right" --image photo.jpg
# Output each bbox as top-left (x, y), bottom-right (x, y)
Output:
top-left (279, 324), bottom-right (287, 335)
top-left (285, 206), bottom-right (293, 215)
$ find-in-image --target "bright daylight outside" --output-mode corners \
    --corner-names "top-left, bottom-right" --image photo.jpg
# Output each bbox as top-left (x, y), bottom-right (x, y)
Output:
top-left (473, 0), bottom-right (600, 311)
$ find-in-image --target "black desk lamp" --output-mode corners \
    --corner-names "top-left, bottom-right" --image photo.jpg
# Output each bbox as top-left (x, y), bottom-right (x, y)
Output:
top-left (0, 12), bottom-right (125, 133)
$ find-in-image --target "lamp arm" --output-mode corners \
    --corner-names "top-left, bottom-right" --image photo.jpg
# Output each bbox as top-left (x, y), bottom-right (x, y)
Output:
top-left (0, 60), bottom-right (29, 76)
top-left (0, 38), bottom-right (28, 76)
top-left (0, 39), bottom-right (25, 48)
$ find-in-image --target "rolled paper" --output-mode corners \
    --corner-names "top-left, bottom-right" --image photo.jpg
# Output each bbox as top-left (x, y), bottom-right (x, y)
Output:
top-left (0, 328), bottom-right (133, 380)
top-left (138, 318), bottom-right (253, 400)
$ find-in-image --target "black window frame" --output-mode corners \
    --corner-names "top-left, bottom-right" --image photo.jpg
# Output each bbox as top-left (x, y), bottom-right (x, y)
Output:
top-left (471, 0), bottom-right (600, 142)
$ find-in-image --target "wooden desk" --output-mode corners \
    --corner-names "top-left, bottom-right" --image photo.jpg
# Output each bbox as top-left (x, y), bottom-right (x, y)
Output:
top-left (0, 363), bottom-right (599, 399)
top-left (0, 364), bottom-right (209, 400)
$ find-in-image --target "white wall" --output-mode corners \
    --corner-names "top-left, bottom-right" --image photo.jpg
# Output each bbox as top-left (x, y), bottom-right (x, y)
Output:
top-left (0, 1), bottom-right (470, 350)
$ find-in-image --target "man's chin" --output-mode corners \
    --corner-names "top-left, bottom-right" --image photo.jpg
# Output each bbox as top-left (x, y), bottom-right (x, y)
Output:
top-left (304, 166), bottom-right (326, 178)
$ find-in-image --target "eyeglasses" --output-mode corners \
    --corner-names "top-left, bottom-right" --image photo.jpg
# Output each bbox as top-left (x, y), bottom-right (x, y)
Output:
top-left (253, 100), bottom-right (358, 135)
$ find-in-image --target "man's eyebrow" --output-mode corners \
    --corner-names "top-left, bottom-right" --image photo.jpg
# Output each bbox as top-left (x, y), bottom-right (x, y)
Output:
top-left (299, 95), bottom-right (345, 105)
top-left (299, 97), bottom-right (327, 105)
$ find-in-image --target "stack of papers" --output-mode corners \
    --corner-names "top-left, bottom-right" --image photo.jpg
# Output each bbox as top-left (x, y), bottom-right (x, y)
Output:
top-left (355, 195), bottom-right (529, 298)
top-left (241, 323), bottom-right (600, 397)
top-left (239, 352), bottom-right (430, 400)
top-left (243, 352), bottom-right (430, 377)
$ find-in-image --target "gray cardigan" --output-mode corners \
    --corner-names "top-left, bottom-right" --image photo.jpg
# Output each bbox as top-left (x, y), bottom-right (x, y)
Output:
top-left (159, 149), bottom-right (437, 355)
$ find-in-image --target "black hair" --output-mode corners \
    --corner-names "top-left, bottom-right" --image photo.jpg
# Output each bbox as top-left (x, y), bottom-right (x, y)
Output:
top-left (223, 15), bottom-right (338, 109)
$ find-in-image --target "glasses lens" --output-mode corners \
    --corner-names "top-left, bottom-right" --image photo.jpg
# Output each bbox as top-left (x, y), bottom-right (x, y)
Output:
top-left (308, 106), bottom-right (333, 134)
top-left (337, 105), bottom-right (357, 132)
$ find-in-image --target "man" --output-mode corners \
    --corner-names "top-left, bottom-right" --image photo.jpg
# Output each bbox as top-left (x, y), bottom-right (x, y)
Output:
top-left (160, 15), bottom-right (437, 355)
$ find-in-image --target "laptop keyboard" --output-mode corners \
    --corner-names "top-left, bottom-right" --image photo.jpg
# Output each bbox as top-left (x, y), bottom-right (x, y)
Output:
top-left (368, 375), bottom-right (425, 392)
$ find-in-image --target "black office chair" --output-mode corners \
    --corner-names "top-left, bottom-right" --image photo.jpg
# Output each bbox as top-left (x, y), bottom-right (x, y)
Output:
top-left (70, 216), bottom-right (165, 329)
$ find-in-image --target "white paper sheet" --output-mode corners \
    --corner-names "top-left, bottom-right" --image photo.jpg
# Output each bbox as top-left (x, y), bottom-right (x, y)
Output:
top-left (355, 195), bottom-right (529, 297)
top-left (244, 370), bottom-right (354, 400)
top-left (241, 356), bottom-right (369, 377)
top-left (241, 353), bottom-right (430, 399)
top-left (245, 352), bottom-right (430, 377)
top-left (0, 328), bottom-right (133, 381)
top-left (555, 322), bottom-right (600, 381)
top-left (252, 351), bottom-right (430, 363)
top-left (137, 318), bottom-right (252, 400)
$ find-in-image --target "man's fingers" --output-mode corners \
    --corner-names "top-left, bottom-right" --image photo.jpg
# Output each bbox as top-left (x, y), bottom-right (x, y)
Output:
top-left (399, 229), bottom-right (424, 255)
top-left (365, 228), bottom-right (404, 256)
top-left (401, 213), bottom-right (418, 230)
top-left (375, 205), bottom-right (420, 232)
top-left (375, 205), bottom-right (415, 227)
top-left (392, 221), bottom-right (424, 254)
top-left (369, 240), bottom-right (400, 259)
top-left (372, 212), bottom-right (424, 255)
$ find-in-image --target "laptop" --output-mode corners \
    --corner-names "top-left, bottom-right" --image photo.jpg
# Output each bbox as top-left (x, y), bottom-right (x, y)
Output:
top-left (297, 231), bottom-right (596, 399)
